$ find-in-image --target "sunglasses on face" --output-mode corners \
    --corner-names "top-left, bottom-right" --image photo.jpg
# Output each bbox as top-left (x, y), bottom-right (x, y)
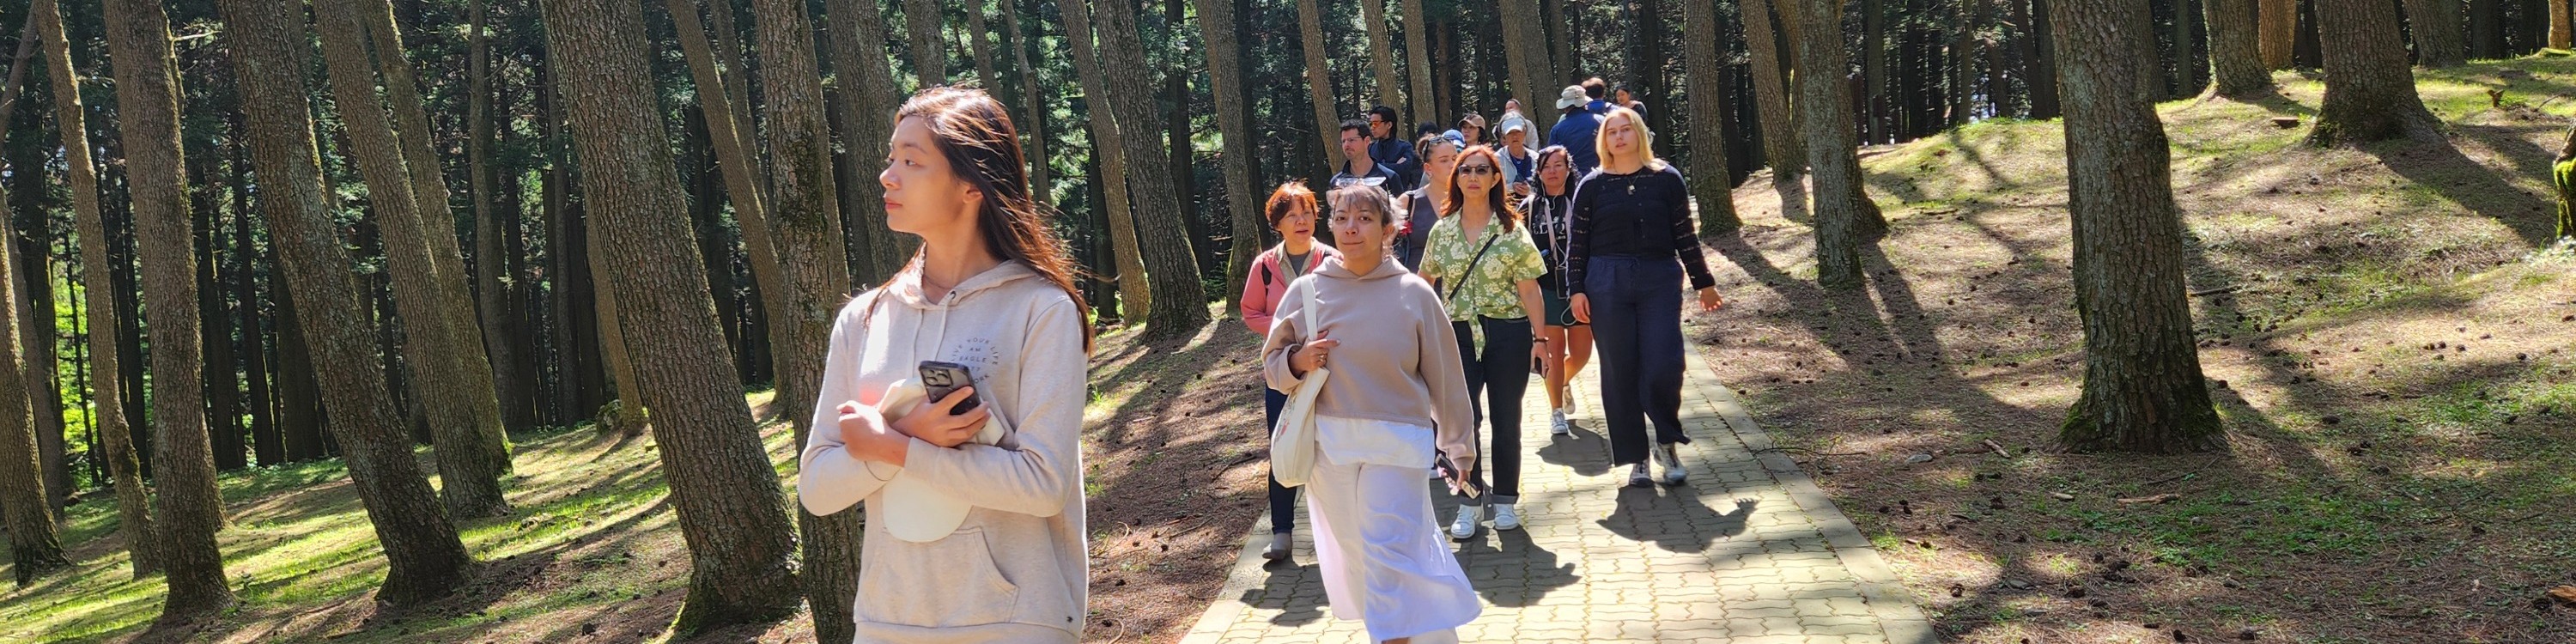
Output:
top-left (1456, 165), bottom-right (1498, 176)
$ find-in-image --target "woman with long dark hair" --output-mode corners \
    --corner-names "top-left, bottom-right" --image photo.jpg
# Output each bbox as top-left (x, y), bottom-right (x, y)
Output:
top-left (799, 86), bottom-right (1092, 642)
top-left (1417, 145), bottom-right (1550, 539)
top-left (1239, 181), bottom-right (1342, 561)
top-left (1522, 146), bottom-right (1594, 437)
top-left (1565, 106), bottom-right (1724, 489)
top-left (1265, 185), bottom-right (1481, 643)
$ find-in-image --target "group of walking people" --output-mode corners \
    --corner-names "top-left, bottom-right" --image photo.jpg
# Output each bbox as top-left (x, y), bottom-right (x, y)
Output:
top-left (1246, 77), bottom-right (1726, 642)
top-left (791, 76), bottom-right (1722, 644)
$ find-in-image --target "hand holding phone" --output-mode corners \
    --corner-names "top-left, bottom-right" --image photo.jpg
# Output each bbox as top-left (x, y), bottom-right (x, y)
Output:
top-left (918, 361), bottom-right (984, 416)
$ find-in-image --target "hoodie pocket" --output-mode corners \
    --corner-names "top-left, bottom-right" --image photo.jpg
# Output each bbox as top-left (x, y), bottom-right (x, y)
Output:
top-left (855, 526), bottom-right (1021, 629)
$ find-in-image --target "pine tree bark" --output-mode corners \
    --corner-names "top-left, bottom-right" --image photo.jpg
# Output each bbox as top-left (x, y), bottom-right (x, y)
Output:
top-left (1297, 0), bottom-right (1343, 173)
top-left (1060, 0), bottom-right (1151, 322)
top-left (746, 0), bottom-right (853, 451)
top-left (1091, 0), bottom-right (1212, 334)
top-left (354, 0), bottom-right (516, 479)
top-left (314, 0), bottom-right (513, 519)
top-left (2032, 0), bottom-right (2063, 118)
top-left (2207, 0), bottom-right (2274, 94)
top-left (669, 0), bottom-right (792, 395)
top-left (1864, 0), bottom-right (1890, 140)
top-left (2400, 0), bottom-right (2467, 66)
top-left (819, 0), bottom-right (900, 283)
top-left (2258, 0), bottom-right (2296, 68)
top-left (2556, 124), bottom-right (2575, 240)
top-left (538, 0), bottom-right (805, 631)
top-left (2555, 0), bottom-right (2573, 49)
top-left (35, 0), bottom-right (154, 577)
top-left (101, 0), bottom-right (238, 612)
top-left (2308, 0), bottom-right (2442, 145)
top-left (1496, 0), bottom-right (1552, 134)
top-left (1002, 0), bottom-right (1048, 205)
top-left (906, 0), bottom-right (949, 86)
top-left (1785, 0), bottom-right (1876, 289)
top-left (1196, 0), bottom-right (1263, 311)
top-left (0, 179), bottom-right (61, 585)
top-left (232, 136), bottom-right (278, 465)
top-left (1742, 0), bottom-right (1806, 179)
top-left (585, 227), bottom-right (646, 437)
top-left (0, 15), bottom-right (65, 513)
top-left (961, 0), bottom-right (997, 85)
top-left (469, 0), bottom-right (533, 436)
top-left (196, 164), bottom-right (245, 473)
top-left (2048, 0), bottom-right (2224, 453)
top-left (275, 289), bottom-right (328, 462)
top-left (1401, 0), bottom-right (1438, 125)
top-left (2169, 0), bottom-right (2202, 97)
top-left (1358, 0), bottom-right (1401, 115)
top-left (216, 0), bottom-right (477, 605)
top-left (1682, 0), bottom-right (1740, 234)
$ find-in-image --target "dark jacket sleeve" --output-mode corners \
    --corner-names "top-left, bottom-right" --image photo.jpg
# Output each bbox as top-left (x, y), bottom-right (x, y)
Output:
top-left (1667, 167), bottom-right (1716, 290)
top-left (1564, 172), bottom-right (1598, 295)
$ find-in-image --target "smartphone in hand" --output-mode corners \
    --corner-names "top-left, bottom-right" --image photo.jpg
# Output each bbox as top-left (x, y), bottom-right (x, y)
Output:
top-left (1434, 451), bottom-right (1487, 499)
top-left (917, 361), bottom-right (983, 416)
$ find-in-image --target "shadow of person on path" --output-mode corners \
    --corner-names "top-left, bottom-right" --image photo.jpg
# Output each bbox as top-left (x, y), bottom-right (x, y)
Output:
top-left (1535, 423), bottom-right (1613, 477)
top-left (1450, 528), bottom-right (1582, 608)
top-left (1248, 561), bottom-right (1327, 627)
top-left (1597, 484), bottom-right (1736, 554)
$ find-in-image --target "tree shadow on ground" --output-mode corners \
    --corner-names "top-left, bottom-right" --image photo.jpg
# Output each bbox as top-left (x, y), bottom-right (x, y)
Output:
top-left (2370, 137), bottom-right (2557, 247)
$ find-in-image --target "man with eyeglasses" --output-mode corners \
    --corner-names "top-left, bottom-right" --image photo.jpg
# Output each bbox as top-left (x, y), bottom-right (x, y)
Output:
top-left (1366, 105), bottom-right (1422, 187)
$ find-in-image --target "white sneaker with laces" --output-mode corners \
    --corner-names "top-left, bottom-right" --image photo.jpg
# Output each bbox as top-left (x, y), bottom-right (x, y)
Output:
top-left (1550, 409), bottom-right (1571, 435)
top-left (1449, 504), bottom-right (1483, 539)
top-left (1627, 462), bottom-right (1653, 487)
top-left (1490, 502), bottom-right (1522, 531)
top-left (1656, 443), bottom-right (1687, 485)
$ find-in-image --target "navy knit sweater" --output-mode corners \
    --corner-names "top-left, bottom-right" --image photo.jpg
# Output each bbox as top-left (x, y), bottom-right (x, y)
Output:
top-left (1564, 163), bottom-right (1716, 295)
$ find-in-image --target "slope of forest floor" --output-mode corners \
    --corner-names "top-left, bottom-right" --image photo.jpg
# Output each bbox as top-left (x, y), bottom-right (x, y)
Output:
top-left (0, 313), bottom-right (1276, 644)
top-left (1700, 54), bottom-right (2576, 643)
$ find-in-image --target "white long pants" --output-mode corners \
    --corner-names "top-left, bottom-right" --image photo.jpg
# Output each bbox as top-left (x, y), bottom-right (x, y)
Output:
top-left (1306, 455), bottom-right (1481, 642)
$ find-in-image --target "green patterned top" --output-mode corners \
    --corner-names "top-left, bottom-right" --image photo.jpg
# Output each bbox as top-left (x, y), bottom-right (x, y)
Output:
top-left (1419, 212), bottom-right (1546, 322)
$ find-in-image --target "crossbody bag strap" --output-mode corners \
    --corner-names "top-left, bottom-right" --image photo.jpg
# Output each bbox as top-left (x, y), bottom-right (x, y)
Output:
top-left (1445, 232), bottom-right (1503, 304)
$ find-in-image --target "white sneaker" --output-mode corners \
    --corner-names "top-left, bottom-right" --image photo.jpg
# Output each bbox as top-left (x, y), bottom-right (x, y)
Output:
top-left (1627, 462), bottom-right (1654, 487)
top-left (1656, 443), bottom-right (1687, 485)
top-left (1550, 409), bottom-right (1571, 435)
top-left (1490, 503), bottom-right (1522, 531)
top-left (1449, 504), bottom-right (1483, 539)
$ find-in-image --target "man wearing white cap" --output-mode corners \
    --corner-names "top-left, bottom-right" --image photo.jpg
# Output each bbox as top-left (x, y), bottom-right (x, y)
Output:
top-left (1497, 114), bottom-right (1539, 196)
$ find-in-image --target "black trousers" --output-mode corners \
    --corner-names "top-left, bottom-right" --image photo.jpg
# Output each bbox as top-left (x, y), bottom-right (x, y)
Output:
top-left (1264, 387), bottom-right (1297, 533)
top-left (1455, 316), bottom-right (1533, 502)
top-left (1585, 255), bottom-right (1692, 466)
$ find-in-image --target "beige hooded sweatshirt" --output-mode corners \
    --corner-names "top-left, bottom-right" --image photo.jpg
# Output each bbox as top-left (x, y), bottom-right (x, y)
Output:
top-left (799, 260), bottom-right (1089, 643)
top-left (1261, 256), bottom-right (1479, 471)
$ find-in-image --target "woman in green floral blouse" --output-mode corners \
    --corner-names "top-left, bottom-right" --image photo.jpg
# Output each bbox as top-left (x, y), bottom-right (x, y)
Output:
top-left (1417, 145), bottom-right (1555, 540)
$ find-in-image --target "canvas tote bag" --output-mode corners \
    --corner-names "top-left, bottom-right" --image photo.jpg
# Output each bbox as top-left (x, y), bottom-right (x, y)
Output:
top-left (1270, 276), bottom-right (1327, 488)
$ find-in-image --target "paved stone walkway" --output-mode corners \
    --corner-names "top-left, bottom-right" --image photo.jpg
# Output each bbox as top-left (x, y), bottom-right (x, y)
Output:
top-left (1181, 347), bottom-right (1934, 644)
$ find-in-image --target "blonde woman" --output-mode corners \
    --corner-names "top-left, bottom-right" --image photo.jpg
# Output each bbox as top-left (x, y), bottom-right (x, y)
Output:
top-left (1564, 106), bottom-right (1724, 488)
top-left (1263, 185), bottom-right (1481, 643)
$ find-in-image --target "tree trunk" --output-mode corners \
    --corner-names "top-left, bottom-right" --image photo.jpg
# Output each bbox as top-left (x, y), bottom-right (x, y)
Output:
top-left (101, 0), bottom-right (239, 611)
top-left (314, 0), bottom-right (513, 519)
top-left (1402, 0), bottom-right (1440, 126)
top-left (671, 0), bottom-right (794, 402)
top-left (584, 226), bottom-right (646, 437)
top-left (1003, 0), bottom-right (1048, 209)
top-left (2556, 124), bottom-right (2575, 240)
top-left (2172, 0), bottom-right (2202, 97)
top-left (355, 0), bottom-right (516, 480)
top-left (1742, 0), bottom-right (1807, 179)
top-left (2308, 0), bottom-right (2443, 145)
top-left (538, 0), bottom-right (806, 632)
top-left (2032, 0), bottom-right (2063, 118)
top-left (819, 0), bottom-right (898, 283)
top-left (1864, 0), bottom-right (1890, 141)
top-left (2049, 0), bottom-right (2225, 453)
top-left (1786, 0), bottom-right (1876, 289)
top-left (1197, 0), bottom-right (1263, 312)
top-left (216, 0), bottom-right (477, 605)
top-left (34, 0), bottom-right (155, 578)
top-left (1297, 0), bottom-right (1342, 178)
top-left (232, 131), bottom-right (278, 466)
top-left (2555, 0), bottom-right (2573, 48)
top-left (0, 10), bottom-right (63, 582)
top-left (1683, 0), bottom-right (1740, 235)
top-left (906, 0), bottom-right (949, 86)
top-left (1357, 0), bottom-right (1401, 115)
top-left (1091, 0), bottom-right (1212, 334)
top-left (1496, 0), bottom-right (1551, 134)
top-left (196, 161), bottom-right (245, 473)
top-left (0, 16), bottom-right (64, 513)
top-left (2259, 0), bottom-right (2296, 68)
top-left (960, 0), bottom-right (997, 85)
top-left (1060, 0), bottom-right (1152, 323)
top-left (2399, 0), bottom-right (2468, 66)
top-left (747, 0), bottom-right (854, 449)
top-left (275, 288), bottom-right (327, 461)
top-left (469, 0), bottom-right (534, 436)
top-left (2207, 0), bottom-right (2274, 94)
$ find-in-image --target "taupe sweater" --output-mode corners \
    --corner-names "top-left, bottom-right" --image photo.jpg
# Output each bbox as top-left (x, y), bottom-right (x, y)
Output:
top-left (1261, 257), bottom-right (1479, 470)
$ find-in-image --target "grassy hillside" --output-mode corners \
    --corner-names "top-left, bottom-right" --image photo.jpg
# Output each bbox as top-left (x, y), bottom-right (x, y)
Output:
top-left (1695, 54), bottom-right (2576, 643)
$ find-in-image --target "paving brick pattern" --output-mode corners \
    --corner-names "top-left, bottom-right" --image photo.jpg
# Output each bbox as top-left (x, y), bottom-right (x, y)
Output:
top-left (1180, 348), bottom-right (1933, 644)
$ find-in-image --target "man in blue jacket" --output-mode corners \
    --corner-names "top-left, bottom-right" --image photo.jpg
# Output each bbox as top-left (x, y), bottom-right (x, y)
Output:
top-left (1366, 105), bottom-right (1422, 186)
top-left (1548, 82), bottom-right (1607, 175)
